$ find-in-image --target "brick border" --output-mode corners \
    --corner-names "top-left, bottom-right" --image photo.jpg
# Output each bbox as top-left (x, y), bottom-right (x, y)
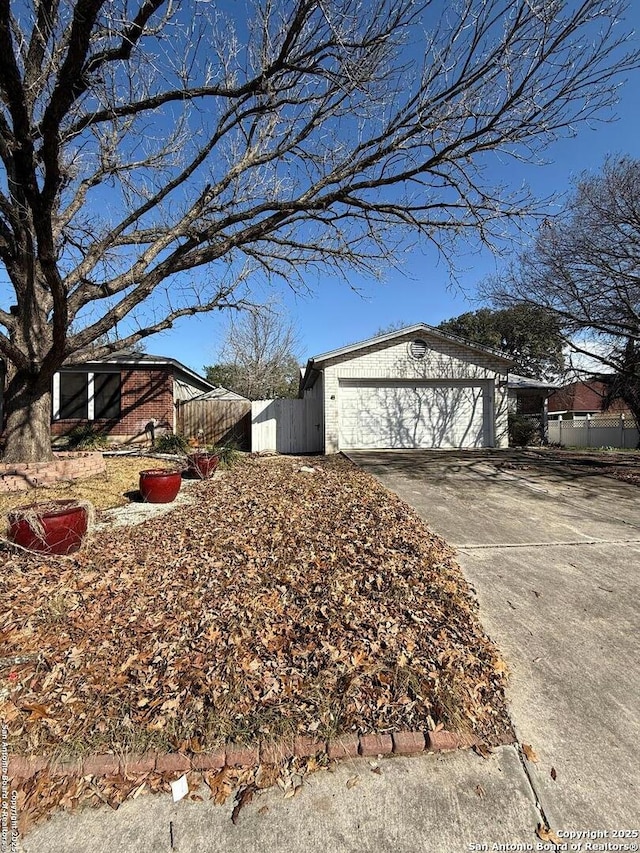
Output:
top-left (0, 452), bottom-right (106, 492)
top-left (8, 729), bottom-right (500, 781)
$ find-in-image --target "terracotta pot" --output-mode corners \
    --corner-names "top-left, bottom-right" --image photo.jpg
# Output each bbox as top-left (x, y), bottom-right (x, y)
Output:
top-left (187, 452), bottom-right (220, 480)
top-left (139, 469), bottom-right (182, 503)
top-left (8, 500), bottom-right (89, 555)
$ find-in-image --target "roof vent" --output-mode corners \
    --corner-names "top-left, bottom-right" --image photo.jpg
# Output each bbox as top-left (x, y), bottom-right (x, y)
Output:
top-left (409, 338), bottom-right (428, 360)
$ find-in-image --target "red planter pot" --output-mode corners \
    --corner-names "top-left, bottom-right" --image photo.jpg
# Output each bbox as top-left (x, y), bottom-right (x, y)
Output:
top-left (187, 453), bottom-right (220, 480)
top-left (8, 500), bottom-right (89, 555)
top-left (139, 469), bottom-right (182, 503)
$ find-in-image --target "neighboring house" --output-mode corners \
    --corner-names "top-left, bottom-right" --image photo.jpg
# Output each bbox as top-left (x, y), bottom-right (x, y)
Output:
top-left (50, 350), bottom-right (215, 443)
top-left (298, 324), bottom-right (513, 453)
top-left (547, 379), bottom-right (630, 420)
top-left (506, 374), bottom-right (559, 445)
top-left (189, 386), bottom-right (249, 402)
top-left (507, 374), bottom-right (559, 417)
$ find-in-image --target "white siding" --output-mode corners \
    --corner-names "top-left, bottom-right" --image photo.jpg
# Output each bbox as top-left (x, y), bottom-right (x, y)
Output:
top-left (318, 332), bottom-right (508, 453)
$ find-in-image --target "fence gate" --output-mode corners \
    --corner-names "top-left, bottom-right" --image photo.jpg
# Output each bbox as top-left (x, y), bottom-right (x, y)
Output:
top-left (176, 399), bottom-right (252, 448)
top-left (252, 398), bottom-right (323, 454)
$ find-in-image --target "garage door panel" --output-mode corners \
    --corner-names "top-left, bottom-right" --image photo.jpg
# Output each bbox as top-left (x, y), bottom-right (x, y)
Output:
top-left (339, 382), bottom-right (488, 450)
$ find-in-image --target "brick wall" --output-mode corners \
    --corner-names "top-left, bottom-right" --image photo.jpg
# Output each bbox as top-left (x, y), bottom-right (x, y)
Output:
top-left (51, 368), bottom-right (174, 441)
top-left (548, 380), bottom-right (628, 415)
top-left (319, 332), bottom-right (509, 453)
top-left (0, 452), bottom-right (106, 492)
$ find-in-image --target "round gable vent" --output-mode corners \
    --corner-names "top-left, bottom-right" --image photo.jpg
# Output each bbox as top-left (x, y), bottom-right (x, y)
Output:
top-left (409, 338), bottom-right (428, 359)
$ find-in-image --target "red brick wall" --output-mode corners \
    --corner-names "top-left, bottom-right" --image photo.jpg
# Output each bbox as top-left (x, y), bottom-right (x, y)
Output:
top-left (51, 368), bottom-right (174, 439)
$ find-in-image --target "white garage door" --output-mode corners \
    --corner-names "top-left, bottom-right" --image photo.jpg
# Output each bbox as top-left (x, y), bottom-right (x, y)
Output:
top-left (338, 380), bottom-right (490, 450)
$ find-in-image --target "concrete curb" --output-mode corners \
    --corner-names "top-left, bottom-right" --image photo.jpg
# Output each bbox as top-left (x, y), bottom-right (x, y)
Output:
top-left (8, 729), bottom-right (501, 781)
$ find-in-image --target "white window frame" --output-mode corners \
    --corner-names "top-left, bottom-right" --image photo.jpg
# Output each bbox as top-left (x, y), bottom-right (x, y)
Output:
top-left (53, 371), bottom-right (104, 420)
top-left (52, 371), bottom-right (61, 419)
top-left (87, 372), bottom-right (95, 420)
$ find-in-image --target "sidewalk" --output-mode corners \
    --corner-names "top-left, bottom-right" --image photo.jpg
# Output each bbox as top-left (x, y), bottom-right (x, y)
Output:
top-left (20, 746), bottom-right (541, 853)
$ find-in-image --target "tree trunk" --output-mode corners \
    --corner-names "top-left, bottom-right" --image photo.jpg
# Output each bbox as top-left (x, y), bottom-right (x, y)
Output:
top-left (2, 374), bottom-right (54, 463)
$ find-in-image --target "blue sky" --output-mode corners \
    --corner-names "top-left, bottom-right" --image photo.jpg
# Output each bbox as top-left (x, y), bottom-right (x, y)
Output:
top-left (136, 4), bottom-right (640, 373)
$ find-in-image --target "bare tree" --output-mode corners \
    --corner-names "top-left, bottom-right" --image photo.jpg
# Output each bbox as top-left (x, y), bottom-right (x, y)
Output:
top-left (486, 156), bottom-right (640, 427)
top-left (0, 1), bottom-right (638, 460)
top-left (206, 305), bottom-right (300, 400)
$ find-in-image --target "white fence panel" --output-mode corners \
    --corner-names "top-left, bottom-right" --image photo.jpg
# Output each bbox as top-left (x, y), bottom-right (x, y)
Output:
top-left (251, 397), bottom-right (323, 453)
top-left (548, 417), bottom-right (639, 449)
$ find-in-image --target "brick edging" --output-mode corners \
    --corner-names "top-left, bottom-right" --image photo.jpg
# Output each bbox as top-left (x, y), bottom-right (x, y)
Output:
top-left (0, 452), bottom-right (106, 492)
top-left (8, 729), bottom-right (497, 781)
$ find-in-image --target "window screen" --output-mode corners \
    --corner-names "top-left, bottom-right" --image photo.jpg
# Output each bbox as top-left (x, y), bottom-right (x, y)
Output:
top-left (59, 372), bottom-right (88, 419)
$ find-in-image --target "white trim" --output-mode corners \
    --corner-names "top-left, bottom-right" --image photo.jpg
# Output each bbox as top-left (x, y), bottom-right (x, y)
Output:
top-left (172, 378), bottom-right (177, 432)
top-left (52, 372), bottom-right (60, 419)
top-left (87, 372), bottom-right (95, 420)
top-left (307, 324), bottom-right (513, 366)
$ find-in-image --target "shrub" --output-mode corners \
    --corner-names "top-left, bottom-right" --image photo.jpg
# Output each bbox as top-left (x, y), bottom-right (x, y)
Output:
top-left (66, 423), bottom-right (109, 450)
top-left (210, 441), bottom-right (241, 468)
top-left (508, 413), bottom-right (540, 447)
top-left (154, 432), bottom-right (190, 454)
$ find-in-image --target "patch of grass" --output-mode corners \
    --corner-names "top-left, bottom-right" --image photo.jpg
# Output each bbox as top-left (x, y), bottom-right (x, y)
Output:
top-left (40, 592), bottom-right (76, 626)
top-left (0, 457), bottom-right (174, 520)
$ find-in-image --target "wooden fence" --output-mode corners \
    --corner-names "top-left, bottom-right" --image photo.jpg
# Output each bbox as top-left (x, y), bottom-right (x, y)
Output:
top-left (176, 399), bottom-right (252, 449)
top-left (251, 398), bottom-right (323, 453)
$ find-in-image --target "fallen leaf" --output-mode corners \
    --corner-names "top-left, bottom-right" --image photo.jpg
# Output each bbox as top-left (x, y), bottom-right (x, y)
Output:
top-left (472, 743), bottom-right (492, 760)
top-left (522, 743), bottom-right (538, 763)
top-left (346, 775), bottom-right (360, 789)
top-left (20, 703), bottom-right (52, 720)
top-left (536, 823), bottom-right (562, 845)
top-left (550, 767), bottom-right (557, 781)
top-left (231, 784), bottom-right (256, 825)
top-left (475, 784), bottom-right (485, 798)
top-left (493, 657), bottom-right (509, 675)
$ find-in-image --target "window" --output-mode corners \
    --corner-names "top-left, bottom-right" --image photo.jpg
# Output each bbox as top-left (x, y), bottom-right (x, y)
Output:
top-left (94, 373), bottom-right (120, 419)
top-left (59, 372), bottom-right (88, 419)
top-left (56, 372), bottom-right (120, 420)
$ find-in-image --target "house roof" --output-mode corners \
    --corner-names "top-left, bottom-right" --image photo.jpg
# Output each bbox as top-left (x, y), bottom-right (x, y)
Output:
top-left (508, 374), bottom-right (560, 391)
top-left (65, 349), bottom-right (215, 393)
top-left (190, 386), bottom-right (250, 402)
top-left (300, 323), bottom-right (514, 392)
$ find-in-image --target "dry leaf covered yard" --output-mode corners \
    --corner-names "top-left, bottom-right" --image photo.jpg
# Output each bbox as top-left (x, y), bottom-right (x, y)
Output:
top-left (1, 456), bottom-right (512, 765)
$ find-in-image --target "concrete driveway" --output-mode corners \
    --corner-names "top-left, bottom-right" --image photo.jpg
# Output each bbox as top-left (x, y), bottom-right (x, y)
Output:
top-left (349, 449), bottom-right (640, 834)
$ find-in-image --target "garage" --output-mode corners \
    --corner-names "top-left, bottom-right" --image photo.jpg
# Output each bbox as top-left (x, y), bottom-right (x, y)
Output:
top-left (298, 324), bottom-right (511, 453)
top-left (338, 379), bottom-right (491, 450)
